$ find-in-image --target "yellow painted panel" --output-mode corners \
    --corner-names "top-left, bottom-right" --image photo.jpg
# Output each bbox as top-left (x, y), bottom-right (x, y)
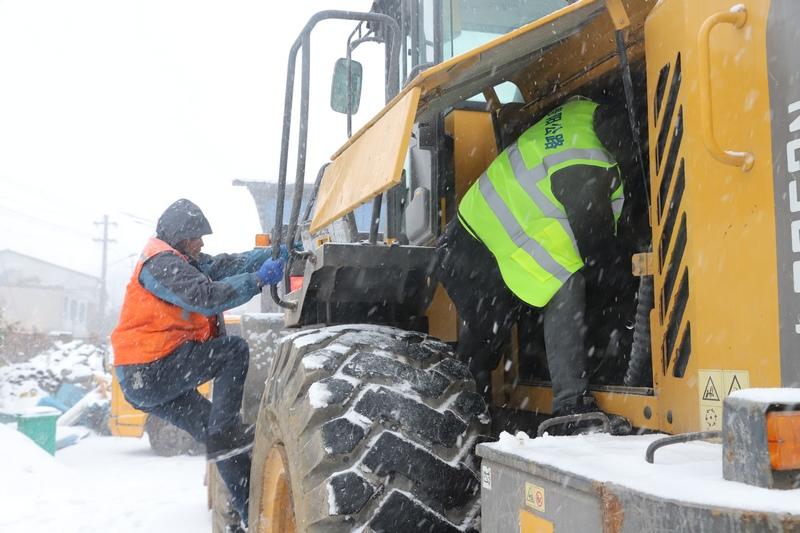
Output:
top-left (509, 385), bottom-right (660, 430)
top-left (444, 109), bottom-right (498, 204)
top-left (426, 284), bottom-right (457, 342)
top-left (310, 87), bottom-right (421, 233)
top-left (520, 509), bottom-right (554, 533)
top-left (645, 0), bottom-right (780, 434)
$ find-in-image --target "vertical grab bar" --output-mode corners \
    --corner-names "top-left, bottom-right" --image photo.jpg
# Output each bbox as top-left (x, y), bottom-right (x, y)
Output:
top-left (697, 5), bottom-right (754, 171)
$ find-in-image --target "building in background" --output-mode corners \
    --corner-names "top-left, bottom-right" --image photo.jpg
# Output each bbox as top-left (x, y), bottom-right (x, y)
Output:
top-left (0, 250), bottom-right (101, 338)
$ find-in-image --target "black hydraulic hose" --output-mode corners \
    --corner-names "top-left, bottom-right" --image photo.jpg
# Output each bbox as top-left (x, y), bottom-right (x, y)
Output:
top-left (283, 163), bottom-right (330, 289)
top-left (296, 163), bottom-right (330, 241)
top-left (615, 30), bottom-right (650, 209)
top-left (624, 274), bottom-right (654, 387)
top-left (369, 194), bottom-right (382, 244)
top-left (645, 431), bottom-right (721, 464)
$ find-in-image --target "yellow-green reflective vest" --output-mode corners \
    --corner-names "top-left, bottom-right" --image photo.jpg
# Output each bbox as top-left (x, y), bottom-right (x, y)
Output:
top-left (458, 98), bottom-right (624, 307)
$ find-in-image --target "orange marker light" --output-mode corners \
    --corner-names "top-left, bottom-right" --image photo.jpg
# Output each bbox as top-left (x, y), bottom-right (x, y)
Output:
top-left (766, 411), bottom-right (800, 471)
top-left (255, 234), bottom-right (271, 247)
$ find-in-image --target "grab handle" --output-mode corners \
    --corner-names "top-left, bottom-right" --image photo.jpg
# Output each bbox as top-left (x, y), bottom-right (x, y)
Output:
top-left (697, 5), bottom-right (754, 171)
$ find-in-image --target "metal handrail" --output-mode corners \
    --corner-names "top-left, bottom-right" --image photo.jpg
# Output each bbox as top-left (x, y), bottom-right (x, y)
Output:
top-left (645, 431), bottom-right (722, 464)
top-left (270, 11), bottom-right (401, 309)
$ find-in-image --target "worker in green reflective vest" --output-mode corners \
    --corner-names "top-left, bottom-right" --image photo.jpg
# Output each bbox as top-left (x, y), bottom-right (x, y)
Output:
top-left (437, 97), bottom-right (634, 426)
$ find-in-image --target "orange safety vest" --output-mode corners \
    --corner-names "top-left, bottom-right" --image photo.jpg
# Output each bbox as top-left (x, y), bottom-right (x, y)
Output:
top-left (111, 238), bottom-right (216, 365)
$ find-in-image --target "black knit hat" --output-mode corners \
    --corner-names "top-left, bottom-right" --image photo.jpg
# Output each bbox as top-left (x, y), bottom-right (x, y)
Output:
top-left (156, 199), bottom-right (213, 247)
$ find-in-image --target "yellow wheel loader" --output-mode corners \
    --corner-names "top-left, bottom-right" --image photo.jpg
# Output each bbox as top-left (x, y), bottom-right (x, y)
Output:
top-left (211, 1), bottom-right (800, 531)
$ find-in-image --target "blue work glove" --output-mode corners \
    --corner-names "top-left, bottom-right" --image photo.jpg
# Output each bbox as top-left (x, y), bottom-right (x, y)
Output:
top-left (256, 258), bottom-right (284, 286)
top-left (278, 244), bottom-right (290, 261)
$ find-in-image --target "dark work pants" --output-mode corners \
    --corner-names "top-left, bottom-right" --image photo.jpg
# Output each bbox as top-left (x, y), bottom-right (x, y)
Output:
top-left (116, 335), bottom-right (251, 521)
top-left (436, 219), bottom-right (589, 414)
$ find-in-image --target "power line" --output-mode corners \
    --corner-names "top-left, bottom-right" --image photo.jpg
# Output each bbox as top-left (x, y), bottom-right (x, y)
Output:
top-left (0, 204), bottom-right (96, 239)
top-left (121, 212), bottom-right (155, 227)
top-left (94, 215), bottom-right (117, 331)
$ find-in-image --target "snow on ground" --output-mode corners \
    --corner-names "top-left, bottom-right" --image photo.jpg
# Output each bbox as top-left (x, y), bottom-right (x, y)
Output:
top-left (0, 424), bottom-right (210, 533)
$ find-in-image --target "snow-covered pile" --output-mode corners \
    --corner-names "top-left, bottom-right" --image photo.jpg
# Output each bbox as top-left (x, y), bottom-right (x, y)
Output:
top-left (0, 340), bottom-right (108, 412)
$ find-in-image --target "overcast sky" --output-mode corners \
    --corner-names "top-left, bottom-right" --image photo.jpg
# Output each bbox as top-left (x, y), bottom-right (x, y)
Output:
top-left (0, 0), bottom-right (386, 309)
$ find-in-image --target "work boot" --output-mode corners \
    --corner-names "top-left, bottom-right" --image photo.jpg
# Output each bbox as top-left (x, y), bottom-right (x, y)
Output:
top-left (207, 421), bottom-right (255, 462)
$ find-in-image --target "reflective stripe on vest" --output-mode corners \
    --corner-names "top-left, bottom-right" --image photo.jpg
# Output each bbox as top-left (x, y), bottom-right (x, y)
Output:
top-left (458, 98), bottom-right (623, 307)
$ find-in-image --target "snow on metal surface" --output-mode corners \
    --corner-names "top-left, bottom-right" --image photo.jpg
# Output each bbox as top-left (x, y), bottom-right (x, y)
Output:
top-left (484, 431), bottom-right (800, 515)
top-left (729, 387), bottom-right (800, 404)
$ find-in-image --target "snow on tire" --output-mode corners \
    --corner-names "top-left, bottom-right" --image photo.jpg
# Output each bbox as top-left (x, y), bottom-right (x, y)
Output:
top-left (249, 325), bottom-right (490, 533)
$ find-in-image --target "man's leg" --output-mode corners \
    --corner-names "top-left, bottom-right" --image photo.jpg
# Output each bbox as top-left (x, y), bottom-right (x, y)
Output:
top-left (146, 389), bottom-right (211, 442)
top-left (216, 453), bottom-right (251, 524)
top-left (123, 337), bottom-right (251, 523)
top-left (437, 219), bottom-right (521, 401)
top-left (202, 336), bottom-right (249, 435)
top-left (121, 335), bottom-right (250, 435)
top-left (543, 272), bottom-right (589, 415)
top-left (149, 394), bottom-right (251, 524)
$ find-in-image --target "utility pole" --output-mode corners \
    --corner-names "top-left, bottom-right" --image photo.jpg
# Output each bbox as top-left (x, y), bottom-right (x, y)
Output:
top-left (94, 215), bottom-right (117, 334)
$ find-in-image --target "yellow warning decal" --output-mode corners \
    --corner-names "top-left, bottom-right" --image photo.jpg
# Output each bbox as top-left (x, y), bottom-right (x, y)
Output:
top-left (520, 509), bottom-right (554, 533)
top-left (697, 370), bottom-right (750, 431)
top-left (524, 482), bottom-right (546, 513)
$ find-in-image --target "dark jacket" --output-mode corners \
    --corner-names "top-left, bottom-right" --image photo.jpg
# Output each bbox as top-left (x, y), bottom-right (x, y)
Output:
top-left (139, 248), bottom-right (269, 317)
top-left (143, 198), bottom-right (270, 316)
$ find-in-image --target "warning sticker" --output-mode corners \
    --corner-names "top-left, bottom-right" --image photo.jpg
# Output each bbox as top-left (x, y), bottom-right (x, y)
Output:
top-left (723, 372), bottom-right (749, 397)
top-left (481, 465), bottom-right (492, 490)
top-left (703, 406), bottom-right (722, 430)
top-left (698, 370), bottom-right (750, 431)
top-left (702, 376), bottom-right (721, 402)
top-left (525, 482), bottom-right (546, 513)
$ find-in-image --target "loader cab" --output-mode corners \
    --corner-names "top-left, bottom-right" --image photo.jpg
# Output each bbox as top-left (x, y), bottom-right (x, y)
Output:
top-left (270, 0), bottom-right (657, 424)
top-left (390, 1), bottom-right (655, 410)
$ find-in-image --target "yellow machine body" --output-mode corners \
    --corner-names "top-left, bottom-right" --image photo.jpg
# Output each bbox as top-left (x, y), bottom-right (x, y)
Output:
top-left (311, 0), bottom-right (798, 434)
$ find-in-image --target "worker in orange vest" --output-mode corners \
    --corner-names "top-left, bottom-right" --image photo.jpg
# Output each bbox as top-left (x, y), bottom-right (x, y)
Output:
top-left (111, 198), bottom-right (284, 526)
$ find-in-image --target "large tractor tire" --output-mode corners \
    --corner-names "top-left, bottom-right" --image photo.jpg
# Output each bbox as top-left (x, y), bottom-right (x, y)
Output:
top-left (145, 414), bottom-right (204, 456)
top-left (249, 325), bottom-right (490, 533)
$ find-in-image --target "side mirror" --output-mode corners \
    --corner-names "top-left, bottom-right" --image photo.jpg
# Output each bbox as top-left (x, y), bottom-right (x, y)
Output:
top-left (330, 58), bottom-right (363, 115)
